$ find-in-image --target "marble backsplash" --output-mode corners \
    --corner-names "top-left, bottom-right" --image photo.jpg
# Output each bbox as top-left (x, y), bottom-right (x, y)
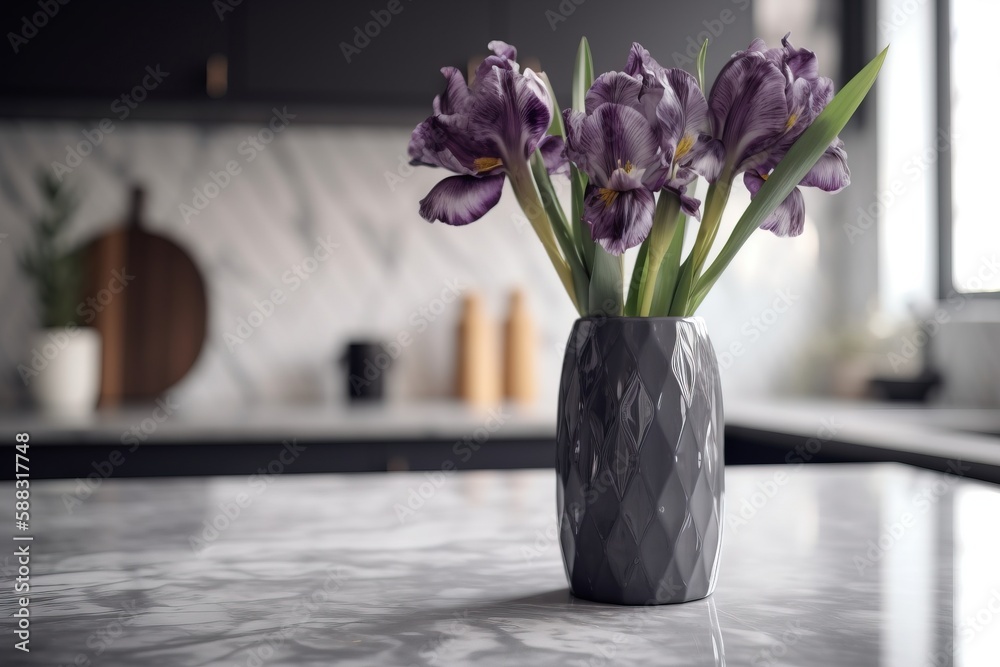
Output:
top-left (0, 119), bottom-right (850, 409)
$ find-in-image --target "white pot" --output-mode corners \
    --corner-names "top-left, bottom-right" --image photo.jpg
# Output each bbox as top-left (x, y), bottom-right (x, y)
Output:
top-left (26, 327), bottom-right (102, 414)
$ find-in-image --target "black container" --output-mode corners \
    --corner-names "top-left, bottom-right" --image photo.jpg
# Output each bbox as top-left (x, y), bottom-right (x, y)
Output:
top-left (343, 342), bottom-right (389, 402)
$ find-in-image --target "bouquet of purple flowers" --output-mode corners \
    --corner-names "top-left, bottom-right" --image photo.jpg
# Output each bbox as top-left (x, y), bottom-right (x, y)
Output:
top-left (408, 37), bottom-right (885, 317)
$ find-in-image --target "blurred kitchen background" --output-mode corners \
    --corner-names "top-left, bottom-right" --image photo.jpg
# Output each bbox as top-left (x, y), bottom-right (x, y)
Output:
top-left (0, 0), bottom-right (997, 478)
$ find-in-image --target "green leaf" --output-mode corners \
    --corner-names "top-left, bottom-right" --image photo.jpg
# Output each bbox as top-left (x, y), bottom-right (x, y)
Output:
top-left (570, 36), bottom-right (624, 316)
top-left (531, 153), bottom-right (589, 309)
top-left (637, 191), bottom-right (682, 316)
top-left (572, 37), bottom-right (594, 114)
top-left (668, 254), bottom-right (698, 317)
top-left (530, 152), bottom-right (571, 238)
top-left (538, 71), bottom-right (565, 138)
top-left (689, 45), bottom-right (889, 313)
top-left (588, 246), bottom-right (623, 317)
top-left (571, 37), bottom-right (598, 287)
top-left (18, 167), bottom-right (83, 327)
top-left (650, 215), bottom-right (687, 316)
top-left (696, 39), bottom-right (709, 92)
top-left (571, 165), bottom-right (594, 274)
top-left (625, 238), bottom-right (650, 317)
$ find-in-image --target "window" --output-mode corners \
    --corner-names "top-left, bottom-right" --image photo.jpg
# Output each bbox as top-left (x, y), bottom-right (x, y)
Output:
top-left (941, 0), bottom-right (1000, 296)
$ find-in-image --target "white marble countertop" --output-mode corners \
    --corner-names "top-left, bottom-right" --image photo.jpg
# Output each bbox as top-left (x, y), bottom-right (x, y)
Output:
top-left (3, 463), bottom-right (999, 666)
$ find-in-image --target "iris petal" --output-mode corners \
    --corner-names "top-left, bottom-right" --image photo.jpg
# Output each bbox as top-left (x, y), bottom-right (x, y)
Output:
top-left (474, 53), bottom-right (517, 83)
top-left (583, 183), bottom-right (655, 254)
top-left (760, 188), bottom-right (805, 237)
top-left (780, 35), bottom-right (819, 80)
top-left (744, 171), bottom-right (806, 237)
top-left (538, 135), bottom-right (569, 176)
top-left (657, 69), bottom-right (711, 152)
top-left (487, 40), bottom-right (517, 62)
top-left (680, 193), bottom-right (702, 220)
top-left (811, 77), bottom-right (835, 115)
top-left (800, 139), bottom-right (850, 192)
top-left (408, 115), bottom-right (485, 174)
top-left (685, 136), bottom-right (726, 184)
top-left (433, 67), bottom-right (472, 116)
top-left (471, 65), bottom-right (552, 162)
top-left (563, 109), bottom-right (585, 146)
top-left (574, 104), bottom-right (660, 187)
top-left (585, 72), bottom-right (642, 115)
top-left (418, 174), bottom-right (506, 226)
top-left (624, 42), bottom-right (664, 85)
top-left (709, 53), bottom-right (788, 171)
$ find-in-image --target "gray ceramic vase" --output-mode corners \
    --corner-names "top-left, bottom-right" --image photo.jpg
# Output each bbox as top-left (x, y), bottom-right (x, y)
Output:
top-left (556, 316), bottom-right (725, 605)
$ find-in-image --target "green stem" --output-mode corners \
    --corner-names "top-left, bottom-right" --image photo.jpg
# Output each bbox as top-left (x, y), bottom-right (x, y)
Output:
top-left (650, 214), bottom-right (686, 316)
top-left (638, 192), bottom-right (682, 317)
top-left (508, 162), bottom-right (581, 314)
top-left (690, 169), bottom-right (734, 276)
top-left (669, 168), bottom-right (734, 315)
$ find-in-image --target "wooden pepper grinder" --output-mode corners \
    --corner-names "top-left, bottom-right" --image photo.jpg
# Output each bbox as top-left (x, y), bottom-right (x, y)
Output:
top-left (503, 288), bottom-right (538, 405)
top-left (456, 292), bottom-right (501, 407)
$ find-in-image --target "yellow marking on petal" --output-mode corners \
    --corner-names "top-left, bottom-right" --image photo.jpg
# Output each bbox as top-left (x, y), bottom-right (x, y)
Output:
top-left (760, 172), bottom-right (769, 181)
top-left (473, 157), bottom-right (504, 173)
top-left (615, 159), bottom-right (635, 174)
top-left (675, 135), bottom-right (695, 160)
top-left (598, 188), bottom-right (619, 208)
top-left (785, 113), bottom-right (798, 130)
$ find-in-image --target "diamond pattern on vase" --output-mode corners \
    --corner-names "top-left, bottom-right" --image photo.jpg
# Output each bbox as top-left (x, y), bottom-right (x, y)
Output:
top-left (556, 317), bottom-right (725, 605)
top-left (605, 518), bottom-right (639, 588)
top-left (620, 475), bottom-right (655, 542)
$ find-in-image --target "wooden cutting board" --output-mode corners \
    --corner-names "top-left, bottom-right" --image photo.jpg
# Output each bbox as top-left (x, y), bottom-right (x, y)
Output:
top-left (81, 186), bottom-right (207, 405)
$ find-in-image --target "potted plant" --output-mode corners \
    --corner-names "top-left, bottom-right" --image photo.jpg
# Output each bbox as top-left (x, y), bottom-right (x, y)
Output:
top-left (408, 36), bottom-right (885, 604)
top-left (17, 172), bottom-right (101, 414)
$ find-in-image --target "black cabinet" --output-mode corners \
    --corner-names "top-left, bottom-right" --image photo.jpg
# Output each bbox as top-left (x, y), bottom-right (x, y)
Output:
top-left (500, 0), bottom-right (755, 103)
top-left (0, 0), bottom-right (227, 103)
top-left (0, 0), bottom-right (755, 121)
top-left (233, 0), bottom-right (495, 106)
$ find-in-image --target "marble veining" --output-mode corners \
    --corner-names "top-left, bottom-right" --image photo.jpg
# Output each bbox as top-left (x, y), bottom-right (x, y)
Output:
top-left (0, 120), bottom-right (831, 410)
top-left (2, 463), bottom-right (999, 666)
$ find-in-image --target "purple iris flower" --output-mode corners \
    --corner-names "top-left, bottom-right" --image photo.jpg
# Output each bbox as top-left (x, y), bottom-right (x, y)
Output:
top-left (408, 41), bottom-right (563, 225)
top-left (624, 44), bottom-right (724, 197)
top-left (710, 35), bottom-right (851, 237)
top-left (563, 44), bottom-right (718, 255)
top-left (563, 72), bottom-right (662, 254)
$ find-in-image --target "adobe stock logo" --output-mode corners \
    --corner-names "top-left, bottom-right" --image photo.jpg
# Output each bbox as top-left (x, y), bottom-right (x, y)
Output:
top-left (339, 0), bottom-right (413, 63)
top-left (670, 0), bottom-right (751, 67)
top-left (7, 0), bottom-right (70, 54)
top-left (50, 66), bottom-right (170, 182)
top-left (213, 0), bottom-right (243, 21)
